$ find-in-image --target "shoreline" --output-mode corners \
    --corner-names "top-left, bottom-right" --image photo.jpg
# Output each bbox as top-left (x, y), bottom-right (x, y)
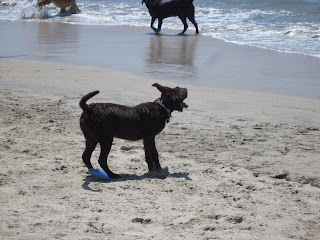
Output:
top-left (1, 20), bottom-right (320, 99)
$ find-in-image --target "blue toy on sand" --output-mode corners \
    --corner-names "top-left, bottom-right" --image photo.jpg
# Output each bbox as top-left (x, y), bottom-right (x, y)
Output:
top-left (88, 169), bottom-right (114, 181)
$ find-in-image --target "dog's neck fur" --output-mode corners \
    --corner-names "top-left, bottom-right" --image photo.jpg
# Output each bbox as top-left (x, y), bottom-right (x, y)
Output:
top-left (154, 98), bottom-right (171, 122)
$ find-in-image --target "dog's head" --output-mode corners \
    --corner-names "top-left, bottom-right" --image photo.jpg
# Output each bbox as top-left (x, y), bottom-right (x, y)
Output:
top-left (153, 83), bottom-right (188, 112)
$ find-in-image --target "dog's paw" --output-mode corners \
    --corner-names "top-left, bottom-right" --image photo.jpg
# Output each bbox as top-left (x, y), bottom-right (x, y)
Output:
top-left (161, 166), bottom-right (169, 174)
top-left (148, 166), bottom-right (169, 179)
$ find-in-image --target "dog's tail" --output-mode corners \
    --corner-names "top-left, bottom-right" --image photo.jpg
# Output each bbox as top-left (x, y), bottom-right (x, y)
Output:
top-left (79, 91), bottom-right (99, 113)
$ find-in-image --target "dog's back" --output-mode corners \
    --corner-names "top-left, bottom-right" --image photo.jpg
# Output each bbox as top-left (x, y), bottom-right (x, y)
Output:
top-left (79, 92), bottom-right (168, 141)
top-left (145, 0), bottom-right (195, 18)
top-left (37, 0), bottom-right (80, 13)
top-left (143, 0), bottom-right (199, 34)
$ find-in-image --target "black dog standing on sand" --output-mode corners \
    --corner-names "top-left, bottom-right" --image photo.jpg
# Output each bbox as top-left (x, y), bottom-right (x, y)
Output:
top-left (142, 0), bottom-right (199, 35)
top-left (79, 83), bottom-right (188, 179)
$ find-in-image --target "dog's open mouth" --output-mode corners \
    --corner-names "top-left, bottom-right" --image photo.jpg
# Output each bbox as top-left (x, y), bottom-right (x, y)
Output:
top-left (179, 102), bottom-right (188, 112)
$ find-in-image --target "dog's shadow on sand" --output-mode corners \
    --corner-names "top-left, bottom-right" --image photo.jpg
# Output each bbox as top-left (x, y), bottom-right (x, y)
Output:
top-left (82, 171), bottom-right (192, 192)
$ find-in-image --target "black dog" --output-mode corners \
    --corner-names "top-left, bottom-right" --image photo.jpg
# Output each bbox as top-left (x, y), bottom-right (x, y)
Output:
top-left (142, 0), bottom-right (199, 35)
top-left (79, 83), bottom-right (188, 179)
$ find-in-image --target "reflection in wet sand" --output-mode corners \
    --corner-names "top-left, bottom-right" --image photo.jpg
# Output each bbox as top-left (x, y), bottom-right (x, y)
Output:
top-left (146, 35), bottom-right (198, 82)
top-left (36, 22), bottom-right (79, 56)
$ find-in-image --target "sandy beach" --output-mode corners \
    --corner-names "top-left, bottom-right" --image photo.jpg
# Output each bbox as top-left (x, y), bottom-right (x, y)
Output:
top-left (1, 20), bottom-right (320, 239)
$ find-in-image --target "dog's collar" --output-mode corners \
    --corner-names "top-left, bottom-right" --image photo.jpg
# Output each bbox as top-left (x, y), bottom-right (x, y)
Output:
top-left (154, 98), bottom-right (171, 123)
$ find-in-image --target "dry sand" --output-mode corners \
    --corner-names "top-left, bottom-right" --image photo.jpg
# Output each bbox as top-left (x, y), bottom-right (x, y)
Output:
top-left (1, 59), bottom-right (320, 239)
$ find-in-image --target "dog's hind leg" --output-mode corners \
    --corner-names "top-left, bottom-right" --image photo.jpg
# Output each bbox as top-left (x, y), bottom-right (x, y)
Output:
top-left (82, 137), bottom-right (97, 169)
top-left (151, 17), bottom-right (160, 34)
top-left (98, 137), bottom-right (121, 179)
top-left (143, 136), bottom-right (161, 171)
top-left (179, 16), bottom-right (188, 35)
top-left (187, 15), bottom-right (199, 34)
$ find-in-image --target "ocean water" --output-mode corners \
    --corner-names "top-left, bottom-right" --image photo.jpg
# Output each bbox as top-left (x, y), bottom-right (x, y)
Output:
top-left (0, 0), bottom-right (319, 58)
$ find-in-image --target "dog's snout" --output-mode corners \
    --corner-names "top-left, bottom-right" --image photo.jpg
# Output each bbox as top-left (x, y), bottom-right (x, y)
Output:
top-left (179, 102), bottom-right (188, 112)
top-left (182, 102), bottom-right (188, 108)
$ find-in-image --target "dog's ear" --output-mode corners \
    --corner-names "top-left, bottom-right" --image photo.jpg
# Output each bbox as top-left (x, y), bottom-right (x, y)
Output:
top-left (175, 87), bottom-right (188, 100)
top-left (152, 83), bottom-right (170, 94)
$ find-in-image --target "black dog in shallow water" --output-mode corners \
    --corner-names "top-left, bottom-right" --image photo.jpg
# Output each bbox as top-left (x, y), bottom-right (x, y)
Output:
top-left (79, 83), bottom-right (188, 179)
top-left (142, 0), bottom-right (199, 35)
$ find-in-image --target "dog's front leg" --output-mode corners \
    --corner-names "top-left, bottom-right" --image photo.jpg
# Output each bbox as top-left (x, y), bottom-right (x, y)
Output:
top-left (143, 136), bottom-right (161, 172)
top-left (187, 15), bottom-right (199, 34)
top-left (98, 137), bottom-right (121, 179)
top-left (73, 3), bottom-right (80, 13)
top-left (143, 138), bottom-right (155, 171)
top-left (157, 18), bottom-right (163, 33)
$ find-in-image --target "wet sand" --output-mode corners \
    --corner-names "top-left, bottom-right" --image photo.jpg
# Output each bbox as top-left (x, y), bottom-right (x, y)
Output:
top-left (1, 20), bottom-right (320, 98)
